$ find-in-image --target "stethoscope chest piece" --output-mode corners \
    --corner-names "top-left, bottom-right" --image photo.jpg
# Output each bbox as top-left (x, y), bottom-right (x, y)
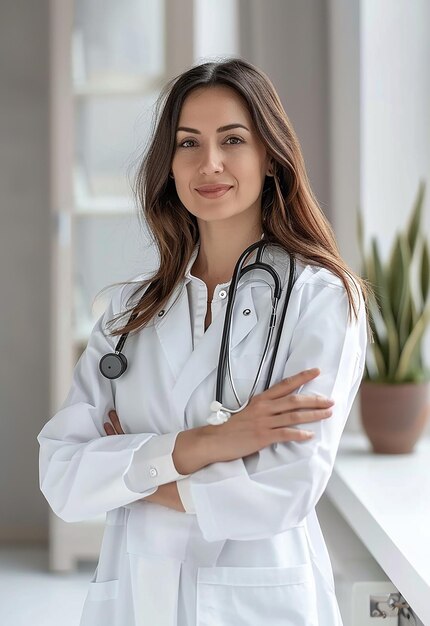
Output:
top-left (99, 352), bottom-right (128, 380)
top-left (207, 401), bottom-right (231, 425)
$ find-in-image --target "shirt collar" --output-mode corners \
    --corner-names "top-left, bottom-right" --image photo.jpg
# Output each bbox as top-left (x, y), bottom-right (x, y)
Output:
top-left (184, 243), bottom-right (200, 281)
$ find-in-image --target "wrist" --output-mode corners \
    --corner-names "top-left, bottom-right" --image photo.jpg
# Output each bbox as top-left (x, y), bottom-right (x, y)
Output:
top-left (144, 482), bottom-right (185, 512)
top-left (172, 426), bottom-right (217, 475)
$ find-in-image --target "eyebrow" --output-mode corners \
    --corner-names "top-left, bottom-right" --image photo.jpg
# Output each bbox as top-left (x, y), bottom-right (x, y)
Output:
top-left (176, 123), bottom-right (250, 134)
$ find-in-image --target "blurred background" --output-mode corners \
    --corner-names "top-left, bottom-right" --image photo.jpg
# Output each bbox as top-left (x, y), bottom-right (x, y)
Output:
top-left (1, 0), bottom-right (429, 624)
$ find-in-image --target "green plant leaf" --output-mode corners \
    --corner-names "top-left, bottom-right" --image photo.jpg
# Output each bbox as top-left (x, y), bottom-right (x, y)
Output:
top-left (371, 237), bottom-right (399, 377)
top-left (421, 238), bottom-right (430, 304)
top-left (356, 180), bottom-right (430, 384)
top-left (364, 246), bottom-right (391, 377)
top-left (395, 306), bottom-right (430, 381)
top-left (371, 339), bottom-right (387, 378)
top-left (367, 293), bottom-right (390, 371)
top-left (406, 179), bottom-right (425, 255)
top-left (397, 234), bottom-right (412, 348)
top-left (388, 233), bottom-right (411, 345)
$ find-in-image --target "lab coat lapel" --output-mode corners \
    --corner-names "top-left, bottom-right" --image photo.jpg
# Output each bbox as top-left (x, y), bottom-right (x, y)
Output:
top-left (153, 282), bottom-right (193, 380)
top-left (170, 281), bottom-right (258, 416)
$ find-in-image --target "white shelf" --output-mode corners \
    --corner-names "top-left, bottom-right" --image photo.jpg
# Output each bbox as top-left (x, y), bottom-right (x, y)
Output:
top-left (73, 200), bottom-right (136, 216)
top-left (73, 74), bottom-right (166, 97)
top-left (326, 432), bottom-right (430, 624)
top-left (73, 165), bottom-right (137, 215)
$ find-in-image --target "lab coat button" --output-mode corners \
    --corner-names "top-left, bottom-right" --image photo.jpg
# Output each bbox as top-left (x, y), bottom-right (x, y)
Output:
top-left (219, 290), bottom-right (227, 299)
top-left (149, 466), bottom-right (158, 477)
top-left (243, 308), bottom-right (251, 316)
top-left (157, 310), bottom-right (165, 317)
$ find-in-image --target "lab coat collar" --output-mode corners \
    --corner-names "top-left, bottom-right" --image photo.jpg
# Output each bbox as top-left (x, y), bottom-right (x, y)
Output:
top-left (184, 243), bottom-right (200, 281)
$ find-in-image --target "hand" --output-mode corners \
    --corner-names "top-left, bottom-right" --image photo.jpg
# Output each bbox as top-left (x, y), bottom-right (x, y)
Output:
top-left (104, 410), bottom-right (124, 436)
top-left (206, 368), bottom-right (335, 464)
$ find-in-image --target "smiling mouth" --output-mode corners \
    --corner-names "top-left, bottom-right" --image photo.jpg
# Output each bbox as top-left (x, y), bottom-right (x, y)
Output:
top-left (196, 187), bottom-right (233, 198)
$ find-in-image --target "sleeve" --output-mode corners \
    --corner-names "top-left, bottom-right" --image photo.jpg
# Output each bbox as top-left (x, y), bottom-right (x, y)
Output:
top-left (37, 284), bottom-right (190, 523)
top-left (180, 278), bottom-right (368, 542)
top-left (176, 476), bottom-right (197, 514)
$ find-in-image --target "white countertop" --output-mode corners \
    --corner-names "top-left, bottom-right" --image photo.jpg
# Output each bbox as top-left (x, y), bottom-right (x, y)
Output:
top-left (326, 432), bottom-right (430, 625)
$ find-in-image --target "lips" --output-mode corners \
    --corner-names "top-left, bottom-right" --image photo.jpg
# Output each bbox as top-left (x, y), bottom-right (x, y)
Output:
top-left (196, 185), bottom-right (233, 199)
top-left (195, 185), bottom-right (232, 192)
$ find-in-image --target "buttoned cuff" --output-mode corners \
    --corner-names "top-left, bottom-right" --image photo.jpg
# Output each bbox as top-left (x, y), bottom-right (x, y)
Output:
top-left (124, 431), bottom-right (190, 493)
top-left (176, 476), bottom-right (196, 514)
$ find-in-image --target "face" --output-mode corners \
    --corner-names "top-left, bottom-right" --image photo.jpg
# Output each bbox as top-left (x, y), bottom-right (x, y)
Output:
top-left (170, 85), bottom-right (271, 228)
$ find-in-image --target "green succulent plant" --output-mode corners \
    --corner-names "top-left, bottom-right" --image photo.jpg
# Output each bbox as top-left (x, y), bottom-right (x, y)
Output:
top-left (357, 180), bottom-right (430, 384)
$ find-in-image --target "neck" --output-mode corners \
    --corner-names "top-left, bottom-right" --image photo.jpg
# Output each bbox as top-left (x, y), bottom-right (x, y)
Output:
top-left (192, 215), bottom-right (263, 284)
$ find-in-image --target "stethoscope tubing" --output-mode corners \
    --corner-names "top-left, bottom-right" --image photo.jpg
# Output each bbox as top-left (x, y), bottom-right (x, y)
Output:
top-left (215, 240), bottom-right (296, 411)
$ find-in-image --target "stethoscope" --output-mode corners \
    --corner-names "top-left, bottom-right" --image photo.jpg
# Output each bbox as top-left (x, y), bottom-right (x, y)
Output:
top-left (99, 239), bottom-right (297, 426)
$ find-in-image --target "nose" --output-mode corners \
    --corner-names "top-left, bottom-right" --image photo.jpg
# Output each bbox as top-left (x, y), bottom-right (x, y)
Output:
top-left (198, 143), bottom-right (224, 175)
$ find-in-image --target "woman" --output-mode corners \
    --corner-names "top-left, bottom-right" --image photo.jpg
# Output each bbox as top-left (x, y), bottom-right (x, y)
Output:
top-left (38, 58), bottom-right (370, 625)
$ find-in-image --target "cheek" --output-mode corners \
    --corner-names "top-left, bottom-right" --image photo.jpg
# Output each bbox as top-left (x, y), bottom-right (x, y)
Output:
top-left (234, 152), bottom-right (265, 179)
top-left (236, 164), bottom-right (265, 195)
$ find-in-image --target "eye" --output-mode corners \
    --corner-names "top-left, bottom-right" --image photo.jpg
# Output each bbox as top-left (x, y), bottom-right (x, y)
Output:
top-left (176, 136), bottom-right (245, 148)
top-left (177, 139), bottom-right (196, 148)
top-left (225, 136), bottom-right (244, 145)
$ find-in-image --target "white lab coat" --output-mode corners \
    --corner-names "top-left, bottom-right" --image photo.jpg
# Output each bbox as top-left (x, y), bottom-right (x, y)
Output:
top-left (37, 244), bottom-right (367, 626)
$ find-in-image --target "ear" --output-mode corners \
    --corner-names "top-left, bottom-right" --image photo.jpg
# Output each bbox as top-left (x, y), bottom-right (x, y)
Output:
top-left (266, 159), bottom-right (275, 177)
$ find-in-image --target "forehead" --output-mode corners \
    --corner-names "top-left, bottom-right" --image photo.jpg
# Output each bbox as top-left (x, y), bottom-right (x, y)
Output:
top-left (177, 86), bottom-right (252, 127)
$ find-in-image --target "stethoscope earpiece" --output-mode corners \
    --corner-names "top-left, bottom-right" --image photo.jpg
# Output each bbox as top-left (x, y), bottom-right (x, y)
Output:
top-left (99, 352), bottom-right (128, 380)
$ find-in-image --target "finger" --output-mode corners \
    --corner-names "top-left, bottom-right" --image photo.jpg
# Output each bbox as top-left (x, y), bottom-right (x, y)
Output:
top-left (109, 410), bottom-right (125, 435)
top-left (270, 407), bottom-right (333, 428)
top-left (263, 368), bottom-right (320, 400)
top-left (274, 427), bottom-right (316, 443)
top-left (104, 422), bottom-right (116, 436)
top-left (270, 394), bottom-right (335, 415)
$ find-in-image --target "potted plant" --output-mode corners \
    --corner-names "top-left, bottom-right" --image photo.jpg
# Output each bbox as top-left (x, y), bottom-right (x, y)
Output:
top-left (357, 180), bottom-right (430, 453)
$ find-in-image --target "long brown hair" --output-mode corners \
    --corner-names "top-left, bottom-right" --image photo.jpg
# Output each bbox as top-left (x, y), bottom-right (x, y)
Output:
top-left (101, 57), bottom-right (372, 338)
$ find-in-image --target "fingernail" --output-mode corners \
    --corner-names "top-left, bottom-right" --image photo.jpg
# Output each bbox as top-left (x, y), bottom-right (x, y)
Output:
top-left (305, 431), bottom-right (315, 438)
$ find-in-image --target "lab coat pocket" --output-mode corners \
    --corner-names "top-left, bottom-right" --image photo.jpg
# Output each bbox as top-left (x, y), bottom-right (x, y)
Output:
top-left (87, 575), bottom-right (119, 600)
top-left (196, 563), bottom-right (318, 626)
top-left (95, 512), bottom-right (128, 582)
top-left (80, 509), bottom-right (129, 626)
top-left (79, 568), bottom-right (120, 626)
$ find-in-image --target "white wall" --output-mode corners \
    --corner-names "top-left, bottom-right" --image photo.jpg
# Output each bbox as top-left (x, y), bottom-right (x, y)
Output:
top-left (194, 0), bottom-right (240, 61)
top-left (329, 0), bottom-right (430, 284)
top-left (328, 0), bottom-right (361, 267)
top-left (241, 0), bottom-right (331, 220)
top-left (361, 0), bottom-right (430, 255)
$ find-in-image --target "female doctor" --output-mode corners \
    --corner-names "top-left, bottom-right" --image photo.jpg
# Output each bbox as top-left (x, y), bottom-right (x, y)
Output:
top-left (38, 58), bottom-right (370, 626)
